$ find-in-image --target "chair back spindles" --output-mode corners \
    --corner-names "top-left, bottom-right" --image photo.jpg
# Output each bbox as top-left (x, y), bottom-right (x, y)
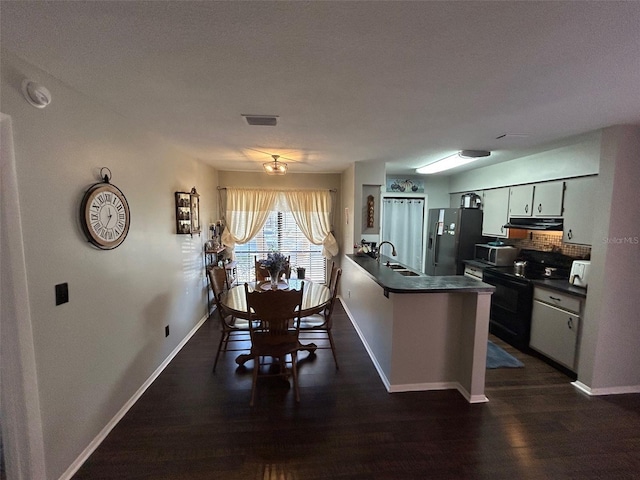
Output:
top-left (243, 282), bottom-right (305, 405)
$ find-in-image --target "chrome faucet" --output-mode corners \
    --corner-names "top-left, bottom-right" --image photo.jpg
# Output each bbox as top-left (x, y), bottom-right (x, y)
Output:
top-left (376, 241), bottom-right (397, 263)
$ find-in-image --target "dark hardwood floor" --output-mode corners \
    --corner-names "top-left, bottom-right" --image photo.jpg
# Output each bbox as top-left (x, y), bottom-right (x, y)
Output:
top-left (74, 301), bottom-right (640, 479)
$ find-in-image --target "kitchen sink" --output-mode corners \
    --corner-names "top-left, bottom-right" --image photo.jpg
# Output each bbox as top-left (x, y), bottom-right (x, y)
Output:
top-left (394, 270), bottom-right (421, 276)
top-left (386, 263), bottom-right (406, 270)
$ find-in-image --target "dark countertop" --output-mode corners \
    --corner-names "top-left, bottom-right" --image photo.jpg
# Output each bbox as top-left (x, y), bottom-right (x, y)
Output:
top-left (463, 259), bottom-right (494, 269)
top-left (346, 254), bottom-right (495, 294)
top-left (531, 278), bottom-right (588, 298)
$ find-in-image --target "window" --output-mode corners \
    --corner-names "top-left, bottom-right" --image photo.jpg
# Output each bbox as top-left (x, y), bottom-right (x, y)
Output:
top-left (234, 210), bottom-right (326, 283)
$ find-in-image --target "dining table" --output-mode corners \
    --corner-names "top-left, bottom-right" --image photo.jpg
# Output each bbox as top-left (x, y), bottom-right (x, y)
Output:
top-left (220, 278), bottom-right (332, 366)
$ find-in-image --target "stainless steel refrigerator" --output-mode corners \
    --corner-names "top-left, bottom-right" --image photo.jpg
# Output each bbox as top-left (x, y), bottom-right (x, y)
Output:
top-left (425, 208), bottom-right (485, 275)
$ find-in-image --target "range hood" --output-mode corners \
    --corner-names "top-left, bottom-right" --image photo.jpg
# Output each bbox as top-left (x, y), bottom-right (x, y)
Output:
top-left (503, 217), bottom-right (564, 231)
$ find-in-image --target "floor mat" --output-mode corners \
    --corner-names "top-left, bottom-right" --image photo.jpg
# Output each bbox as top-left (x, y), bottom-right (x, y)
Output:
top-left (486, 340), bottom-right (524, 369)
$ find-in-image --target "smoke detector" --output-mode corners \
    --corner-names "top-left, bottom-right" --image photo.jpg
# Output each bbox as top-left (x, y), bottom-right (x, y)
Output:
top-left (21, 80), bottom-right (52, 109)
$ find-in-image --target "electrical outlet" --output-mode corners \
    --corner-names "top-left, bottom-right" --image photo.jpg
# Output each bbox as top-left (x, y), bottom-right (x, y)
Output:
top-left (55, 283), bottom-right (69, 305)
top-left (165, 325), bottom-right (170, 337)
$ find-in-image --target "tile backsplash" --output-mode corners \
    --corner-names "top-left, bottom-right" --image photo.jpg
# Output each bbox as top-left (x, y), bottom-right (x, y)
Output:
top-left (505, 232), bottom-right (591, 259)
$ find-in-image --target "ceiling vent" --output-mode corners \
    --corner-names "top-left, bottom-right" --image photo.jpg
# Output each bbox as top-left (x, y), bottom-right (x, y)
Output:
top-left (241, 114), bottom-right (278, 126)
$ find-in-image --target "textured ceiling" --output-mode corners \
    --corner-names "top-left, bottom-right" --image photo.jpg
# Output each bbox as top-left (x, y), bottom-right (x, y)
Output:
top-left (2, 1), bottom-right (639, 175)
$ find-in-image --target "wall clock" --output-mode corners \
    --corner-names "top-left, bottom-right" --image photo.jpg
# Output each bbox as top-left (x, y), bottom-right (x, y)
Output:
top-left (80, 168), bottom-right (130, 249)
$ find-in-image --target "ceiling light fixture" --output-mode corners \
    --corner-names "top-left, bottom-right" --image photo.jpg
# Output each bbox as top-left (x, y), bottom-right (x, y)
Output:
top-left (263, 155), bottom-right (288, 175)
top-left (416, 150), bottom-right (490, 174)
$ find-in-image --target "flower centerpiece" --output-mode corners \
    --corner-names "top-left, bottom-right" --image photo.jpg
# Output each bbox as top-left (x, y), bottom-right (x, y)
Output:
top-left (260, 251), bottom-right (289, 287)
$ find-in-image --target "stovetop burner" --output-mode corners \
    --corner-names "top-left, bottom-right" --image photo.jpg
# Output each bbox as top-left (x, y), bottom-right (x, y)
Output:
top-left (485, 249), bottom-right (574, 282)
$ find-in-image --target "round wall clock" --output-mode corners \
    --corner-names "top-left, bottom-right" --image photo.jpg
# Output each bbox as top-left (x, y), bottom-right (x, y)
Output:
top-left (80, 168), bottom-right (130, 250)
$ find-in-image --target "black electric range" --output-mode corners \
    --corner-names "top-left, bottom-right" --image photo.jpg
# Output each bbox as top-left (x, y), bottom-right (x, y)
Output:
top-left (482, 249), bottom-right (575, 351)
top-left (488, 249), bottom-right (573, 280)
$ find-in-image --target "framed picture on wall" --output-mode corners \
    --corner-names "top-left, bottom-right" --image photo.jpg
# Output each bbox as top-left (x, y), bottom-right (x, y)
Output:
top-left (386, 178), bottom-right (424, 193)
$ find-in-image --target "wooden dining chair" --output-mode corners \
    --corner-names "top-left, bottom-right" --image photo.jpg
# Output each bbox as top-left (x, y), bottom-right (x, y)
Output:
top-left (300, 267), bottom-right (342, 369)
top-left (328, 261), bottom-right (339, 290)
top-left (254, 256), bottom-right (270, 281)
top-left (244, 282), bottom-right (305, 406)
top-left (255, 255), bottom-right (291, 281)
top-left (207, 267), bottom-right (251, 372)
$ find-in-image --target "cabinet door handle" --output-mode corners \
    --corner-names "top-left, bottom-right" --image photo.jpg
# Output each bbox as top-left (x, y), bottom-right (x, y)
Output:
top-left (549, 296), bottom-right (562, 302)
top-left (525, 204), bottom-right (529, 213)
top-left (538, 203), bottom-right (542, 213)
top-left (567, 229), bottom-right (573, 240)
top-left (567, 318), bottom-right (574, 330)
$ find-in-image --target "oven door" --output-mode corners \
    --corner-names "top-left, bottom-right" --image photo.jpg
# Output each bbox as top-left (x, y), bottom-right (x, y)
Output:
top-left (482, 268), bottom-right (533, 350)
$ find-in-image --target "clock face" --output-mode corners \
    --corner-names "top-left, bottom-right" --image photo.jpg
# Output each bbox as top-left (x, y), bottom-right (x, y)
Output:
top-left (81, 183), bottom-right (130, 249)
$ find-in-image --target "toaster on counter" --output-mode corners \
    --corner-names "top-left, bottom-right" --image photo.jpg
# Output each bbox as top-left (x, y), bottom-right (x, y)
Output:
top-left (570, 260), bottom-right (591, 288)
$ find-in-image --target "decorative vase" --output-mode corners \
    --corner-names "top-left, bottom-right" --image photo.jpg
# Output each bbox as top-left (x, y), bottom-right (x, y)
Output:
top-left (269, 270), bottom-right (280, 288)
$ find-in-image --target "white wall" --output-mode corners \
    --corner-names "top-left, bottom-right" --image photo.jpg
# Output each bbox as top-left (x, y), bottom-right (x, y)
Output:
top-left (578, 125), bottom-right (640, 392)
top-left (421, 177), bottom-right (452, 209)
top-left (354, 160), bottom-right (386, 244)
top-left (1, 51), bottom-right (218, 479)
top-left (449, 132), bottom-right (601, 193)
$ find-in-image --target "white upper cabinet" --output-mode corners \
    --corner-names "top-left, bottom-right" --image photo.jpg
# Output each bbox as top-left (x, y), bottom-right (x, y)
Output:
top-left (482, 187), bottom-right (511, 238)
top-left (562, 176), bottom-right (596, 245)
top-left (509, 185), bottom-right (535, 216)
top-left (533, 181), bottom-right (564, 216)
top-left (509, 181), bottom-right (564, 217)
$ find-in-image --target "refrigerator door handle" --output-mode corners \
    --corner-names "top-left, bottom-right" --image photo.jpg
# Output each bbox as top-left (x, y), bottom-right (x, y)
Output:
top-left (433, 221), bottom-right (440, 266)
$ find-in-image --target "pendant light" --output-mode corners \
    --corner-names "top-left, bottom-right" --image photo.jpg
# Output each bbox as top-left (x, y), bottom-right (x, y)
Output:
top-left (263, 155), bottom-right (288, 175)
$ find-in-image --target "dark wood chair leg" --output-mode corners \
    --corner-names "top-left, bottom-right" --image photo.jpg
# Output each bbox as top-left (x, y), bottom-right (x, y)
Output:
top-left (250, 357), bottom-right (259, 407)
top-left (212, 333), bottom-right (227, 372)
top-left (327, 331), bottom-right (339, 370)
top-left (291, 352), bottom-right (300, 403)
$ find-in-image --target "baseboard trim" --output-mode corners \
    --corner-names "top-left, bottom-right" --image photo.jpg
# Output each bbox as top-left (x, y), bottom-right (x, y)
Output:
top-left (572, 381), bottom-right (640, 396)
top-left (59, 313), bottom-right (209, 480)
top-left (388, 381), bottom-right (457, 393)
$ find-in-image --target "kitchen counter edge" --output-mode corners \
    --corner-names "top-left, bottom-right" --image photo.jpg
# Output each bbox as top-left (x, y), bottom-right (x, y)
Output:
top-left (531, 278), bottom-right (587, 298)
top-left (345, 254), bottom-right (495, 294)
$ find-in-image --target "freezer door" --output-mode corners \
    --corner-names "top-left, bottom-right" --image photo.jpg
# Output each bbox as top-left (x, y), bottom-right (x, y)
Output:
top-left (425, 210), bottom-right (437, 275)
top-left (425, 209), bottom-right (458, 276)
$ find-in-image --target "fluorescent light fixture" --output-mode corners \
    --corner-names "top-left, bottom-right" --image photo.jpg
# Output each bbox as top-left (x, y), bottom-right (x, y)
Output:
top-left (416, 150), bottom-right (490, 174)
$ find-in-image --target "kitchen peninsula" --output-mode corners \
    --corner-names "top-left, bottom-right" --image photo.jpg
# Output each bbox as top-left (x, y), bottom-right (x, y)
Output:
top-left (341, 254), bottom-right (495, 403)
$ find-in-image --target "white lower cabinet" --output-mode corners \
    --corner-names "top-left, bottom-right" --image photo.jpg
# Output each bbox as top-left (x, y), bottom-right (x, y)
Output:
top-left (530, 287), bottom-right (582, 371)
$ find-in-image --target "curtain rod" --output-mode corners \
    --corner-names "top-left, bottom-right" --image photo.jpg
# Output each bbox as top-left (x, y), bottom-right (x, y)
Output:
top-left (217, 186), bottom-right (337, 192)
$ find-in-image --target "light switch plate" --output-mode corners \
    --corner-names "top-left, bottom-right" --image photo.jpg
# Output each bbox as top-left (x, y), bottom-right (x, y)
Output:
top-left (55, 283), bottom-right (69, 305)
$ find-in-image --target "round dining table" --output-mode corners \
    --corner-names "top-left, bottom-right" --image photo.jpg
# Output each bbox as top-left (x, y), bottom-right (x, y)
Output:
top-left (221, 278), bottom-right (331, 319)
top-left (220, 279), bottom-right (332, 366)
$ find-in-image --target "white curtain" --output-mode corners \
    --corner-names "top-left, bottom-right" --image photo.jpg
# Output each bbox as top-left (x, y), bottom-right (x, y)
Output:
top-left (221, 188), bottom-right (278, 248)
top-left (381, 198), bottom-right (425, 271)
top-left (282, 190), bottom-right (338, 258)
